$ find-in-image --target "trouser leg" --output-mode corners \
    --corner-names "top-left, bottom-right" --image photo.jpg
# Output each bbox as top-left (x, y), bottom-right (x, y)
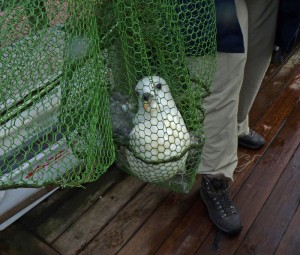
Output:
top-left (196, 0), bottom-right (248, 179)
top-left (237, 0), bottom-right (280, 134)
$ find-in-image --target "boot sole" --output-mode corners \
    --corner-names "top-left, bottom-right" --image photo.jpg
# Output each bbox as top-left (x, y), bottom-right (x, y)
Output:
top-left (238, 140), bottom-right (265, 150)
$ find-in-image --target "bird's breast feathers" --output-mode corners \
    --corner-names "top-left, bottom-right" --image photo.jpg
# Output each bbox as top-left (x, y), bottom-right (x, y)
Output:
top-left (129, 114), bottom-right (190, 161)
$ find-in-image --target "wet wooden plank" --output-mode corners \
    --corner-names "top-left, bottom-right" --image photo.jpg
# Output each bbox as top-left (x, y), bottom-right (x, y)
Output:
top-left (195, 101), bottom-right (300, 254)
top-left (20, 187), bottom-right (76, 229)
top-left (233, 65), bottom-right (300, 190)
top-left (261, 40), bottom-right (300, 85)
top-left (34, 166), bottom-right (125, 243)
top-left (251, 65), bottom-right (300, 147)
top-left (119, 177), bottom-right (202, 255)
top-left (275, 205), bottom-right (300, 255)
top-left (235, 50), bottom-right (300, 176)
top-left (262, 43), bottom-right (300, 87)
top-left (79, 184), bottom-right (170, 255)
top-left (249, 45), bottom-right (300, 126)
top-left (261, 63), bottom-right (280, 84)
top-left (52, 175), bottom-right (146, 255)
top-left (155, 200), bottom-right (212, 255)
top-left (0, 225), bottom-right (59, 255)
top-left (21, 166), bottom-right (124, 229)
top-left (236, 144), bottom-right (300, 254)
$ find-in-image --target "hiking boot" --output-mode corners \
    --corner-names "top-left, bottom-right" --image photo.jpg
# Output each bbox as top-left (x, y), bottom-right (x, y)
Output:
top-left (200, 174), bottom-right (243, 235)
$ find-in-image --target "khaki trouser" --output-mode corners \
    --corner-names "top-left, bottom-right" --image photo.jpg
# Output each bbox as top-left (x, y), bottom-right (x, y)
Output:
top-left (190, 0), bottom-right (279, 179)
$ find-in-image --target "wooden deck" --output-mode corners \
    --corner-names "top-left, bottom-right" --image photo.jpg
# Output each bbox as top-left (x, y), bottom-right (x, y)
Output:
top-left (1, 44), bottom-right (300, 255)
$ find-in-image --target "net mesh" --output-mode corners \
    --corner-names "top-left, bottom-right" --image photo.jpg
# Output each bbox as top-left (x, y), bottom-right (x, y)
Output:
top-left (0, 0), bottom-right (216, 192)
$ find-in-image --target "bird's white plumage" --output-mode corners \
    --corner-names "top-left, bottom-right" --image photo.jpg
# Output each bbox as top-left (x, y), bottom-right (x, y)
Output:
top-left (125, 76), bottom-right (190, 182)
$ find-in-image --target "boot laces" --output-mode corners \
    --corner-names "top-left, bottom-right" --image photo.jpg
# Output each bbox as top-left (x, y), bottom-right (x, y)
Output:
top-left (212, 190), bottom-right (236, 218)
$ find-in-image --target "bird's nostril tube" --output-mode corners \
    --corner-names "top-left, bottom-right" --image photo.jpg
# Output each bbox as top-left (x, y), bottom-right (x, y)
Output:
top-left (143, 93), bottom-right (151, 102)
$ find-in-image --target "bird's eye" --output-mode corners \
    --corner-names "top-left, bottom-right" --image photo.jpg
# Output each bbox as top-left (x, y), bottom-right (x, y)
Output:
top-left (156, 83), bottom-right (162, 90)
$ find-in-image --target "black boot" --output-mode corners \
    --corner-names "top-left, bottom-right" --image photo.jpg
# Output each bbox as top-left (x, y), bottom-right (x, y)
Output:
top-left (238, 130), bottom-right (265, 149)
top-left (200, 174), bottom-right (243, 235)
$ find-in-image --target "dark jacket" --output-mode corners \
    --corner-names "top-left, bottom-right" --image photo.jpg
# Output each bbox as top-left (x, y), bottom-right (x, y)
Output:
top-left (215, 0), bottom-right (244, 53)
top-left (216, 0), bottom-right (300, 53)
top-left (275, 0), bottom-right (300, 54)
top-left (179, 0), bottom-right (300, 54)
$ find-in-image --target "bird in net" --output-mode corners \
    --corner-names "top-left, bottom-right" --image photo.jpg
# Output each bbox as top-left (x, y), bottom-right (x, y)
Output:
top-left (124, 76), bottom-right (191, 183)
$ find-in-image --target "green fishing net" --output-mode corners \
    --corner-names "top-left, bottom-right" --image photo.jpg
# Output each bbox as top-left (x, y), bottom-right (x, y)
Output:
top-left (0, 0), bottom-right (216, 192)
top-left (0, 0), bottom-right (114, 188)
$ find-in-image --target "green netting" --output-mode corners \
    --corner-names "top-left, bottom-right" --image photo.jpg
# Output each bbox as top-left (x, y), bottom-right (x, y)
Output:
top-left (0, 0), bottom-right (216, 192)
top-left (0, 0), bottom-right (115, 188)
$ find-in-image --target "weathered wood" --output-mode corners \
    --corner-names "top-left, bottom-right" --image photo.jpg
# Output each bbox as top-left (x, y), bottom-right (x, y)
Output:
top-left (20, 166), bottom-right (124, 229)
top-left (233, 65), bottom-right (300, 191)
top-left (0, 225), bottom-right (59, 255)
top-left (234, 55), bottom-right (300, 194)
top-left (235, 49), bottom-right (300, 177)
top-left (52, 175), bottom-right (146, 255)
top-left (236, 144), bottom-right (300, 254)
top-left (195, 101), bottom-right (300, 254)
top-left (275, 204), bottom-right (300, 255)
top-left (35, 166), bottom-right (125, 243)
top-left (80, 184), bottom-right (170, 255)
top-left (119, 177), bottom-right (202, 255)
top-left (155, 200), bottom-right (213, 255)
top-left (20, 187), bottom-right (76, 229)
top-left (261, 43), bottom-right (300, 87)
top-left (261, 64), bottom-right (280, 84)
top-left (249, 45), bottom-right (300, 126)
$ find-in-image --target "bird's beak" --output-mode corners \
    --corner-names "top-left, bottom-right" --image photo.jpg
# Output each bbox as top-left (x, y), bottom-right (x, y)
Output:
top-left (143, 102), bottom-right (150, 112)
top-left (142, 93), bottom-right (154, 112)
top-left (144, 100), bottom-right (158, 112)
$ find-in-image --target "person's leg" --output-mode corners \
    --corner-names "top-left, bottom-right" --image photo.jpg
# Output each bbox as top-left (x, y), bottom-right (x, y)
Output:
top-left (187, 0), bottom-right (248, 234)
top-left (198, 0), bottom-right (280, 234)
top-left (197, 48), bottom-right (246, 233)
top-left (198, 51), bottom-right (246, 179)
top-left (199, 0), bottom-right (248, 180)
top-left (238, 0), bottom-right (280, 135)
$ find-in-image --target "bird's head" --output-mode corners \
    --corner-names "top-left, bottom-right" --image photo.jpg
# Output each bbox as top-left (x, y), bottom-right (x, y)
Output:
top-left (135, 76), bottom-right (174, 113)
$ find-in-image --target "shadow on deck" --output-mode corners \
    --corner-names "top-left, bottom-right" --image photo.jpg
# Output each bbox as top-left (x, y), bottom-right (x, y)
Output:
top-left (1, 44), bottom-right (300, 255)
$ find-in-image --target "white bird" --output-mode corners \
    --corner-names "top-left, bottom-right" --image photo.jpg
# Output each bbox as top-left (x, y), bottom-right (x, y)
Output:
top-left (125, 76), bottom-right (190, 182)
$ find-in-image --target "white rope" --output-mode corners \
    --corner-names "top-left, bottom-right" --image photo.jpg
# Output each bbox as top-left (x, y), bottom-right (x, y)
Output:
top-left (235, 153), bottom-right (262, 173)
